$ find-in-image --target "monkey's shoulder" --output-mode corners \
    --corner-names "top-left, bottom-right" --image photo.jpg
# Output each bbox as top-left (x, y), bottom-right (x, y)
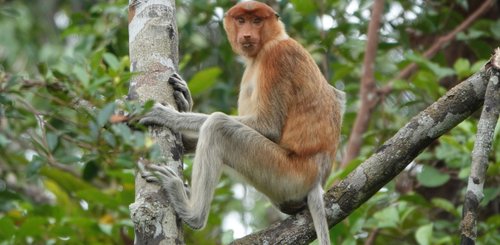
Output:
top-left (260, 38), bottom-right (309, 61)
top-left (258, 39), bottom-right (317, 81)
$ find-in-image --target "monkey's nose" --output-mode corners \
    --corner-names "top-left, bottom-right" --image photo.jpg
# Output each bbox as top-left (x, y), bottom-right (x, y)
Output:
top-left (243, 35), bottom-right (251, 39)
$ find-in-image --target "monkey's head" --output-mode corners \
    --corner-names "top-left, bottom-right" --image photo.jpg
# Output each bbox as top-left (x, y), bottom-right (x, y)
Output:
top-left (223, 1), bottom-right (283, 57)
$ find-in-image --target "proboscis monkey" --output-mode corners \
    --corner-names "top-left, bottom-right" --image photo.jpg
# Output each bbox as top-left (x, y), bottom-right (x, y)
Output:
top-left (140, 1), bottom-right (345, 244)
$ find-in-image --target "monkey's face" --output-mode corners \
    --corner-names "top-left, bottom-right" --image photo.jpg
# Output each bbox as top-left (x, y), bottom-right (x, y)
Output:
top-left (232, 15), bottom-right (264, 57)
top-left (223, 1), bottom-right (280, 58)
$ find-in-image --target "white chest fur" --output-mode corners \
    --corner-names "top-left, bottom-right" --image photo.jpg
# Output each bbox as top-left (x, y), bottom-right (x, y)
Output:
top-left (238, 65), bottom-right (259, 116)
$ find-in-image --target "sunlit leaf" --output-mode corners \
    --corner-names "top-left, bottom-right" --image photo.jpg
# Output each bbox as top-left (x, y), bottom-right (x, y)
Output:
top-left (415, 223), bottom-right (433, 245)
top-left (103, 52), bottom-right (120, 70)
top-left (290, 0), bottom-right (316, 15)
top-left (188, 67), bottom-right (221, 97)
top-left (454, 58), bottom-right (470, 78)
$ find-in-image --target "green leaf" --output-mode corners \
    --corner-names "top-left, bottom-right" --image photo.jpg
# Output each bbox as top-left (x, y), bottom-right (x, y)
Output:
top-left (99, 224), bottom-right (113, 235)
top-left (290, 0), bottom-right (316, 14)
top-left (426, 62), bottom-right (455, 78)
top-left (41, 167), bottom-right (94, 192)
top-left (453, 58), bottom-right (470, 78)
top-left (415, 223), bottom-right (433, 245)
top-left (73, 66), bottom-right (90, 88)
top-left (103, 131), bottom-right (116, 147)
top-left (0, 134), bottom-right (11, 147)
top-left (417, 165), bottom-right (450, 187)
top-left (26, 156), bottom-right (45, 177)
top-left (0, 217), bottom-right (16, 239)
top-left (373, 206), bottom-right (399, 228)
top-left (431, 198), bottom-right (458, 216)
top-left (103, 52), bottom-right (120, 71)
top-left (46, 132), bottom-right (59, 151)
top-left (188, 67), bottom-right (222, 97)
top-left (97, 102), bottom-right (115, 128)
top-left (18, 216), bottom-right (46, 237)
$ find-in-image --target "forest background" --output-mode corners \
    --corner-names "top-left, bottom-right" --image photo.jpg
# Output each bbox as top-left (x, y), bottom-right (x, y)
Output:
top-left (0, 0), bottom-right (499, 244)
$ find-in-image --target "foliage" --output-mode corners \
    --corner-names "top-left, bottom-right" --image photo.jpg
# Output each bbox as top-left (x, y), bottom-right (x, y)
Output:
top-left (0, 0), bottom-right (499, 244)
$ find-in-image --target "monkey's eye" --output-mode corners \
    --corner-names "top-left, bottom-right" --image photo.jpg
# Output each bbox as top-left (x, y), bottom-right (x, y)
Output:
top-left (252, 17), bottom-right (263, 25)
top-left (236, 17), bottom-right (245, 24)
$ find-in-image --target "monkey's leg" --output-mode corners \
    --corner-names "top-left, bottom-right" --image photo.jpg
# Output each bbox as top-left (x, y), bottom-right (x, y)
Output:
top-left (141, 112), bottom-right (227, 229)
top-left (198, 113), bottom-right (330, 244)
top-left (198, 112), bottom-right (316, 205)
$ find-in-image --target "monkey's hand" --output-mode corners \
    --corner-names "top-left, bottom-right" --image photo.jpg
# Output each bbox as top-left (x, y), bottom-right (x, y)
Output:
top-left (169, 73), bottom-right (193, 113)
top-left (139, 103), bottom-right (177, 127)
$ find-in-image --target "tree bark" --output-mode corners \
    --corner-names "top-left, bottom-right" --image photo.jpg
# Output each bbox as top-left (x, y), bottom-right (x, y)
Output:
top-left (460, 49), bottom-right (500, 245)
top-left (127, 1), bottom-right (184, 244)
top-left (232, 54), bottom-right (498, 245)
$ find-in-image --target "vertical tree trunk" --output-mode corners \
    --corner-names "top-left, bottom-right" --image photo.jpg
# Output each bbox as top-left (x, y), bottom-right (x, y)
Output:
top-left (127, 1), bottom-right (184, 244)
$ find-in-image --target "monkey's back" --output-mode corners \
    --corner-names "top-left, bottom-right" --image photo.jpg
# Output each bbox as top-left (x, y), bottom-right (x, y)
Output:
top-left (266, 39), bottom-right (343, 159)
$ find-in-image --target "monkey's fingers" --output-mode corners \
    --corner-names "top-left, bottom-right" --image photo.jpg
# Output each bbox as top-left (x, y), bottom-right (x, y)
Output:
top-left (138, 115), bottom-right (164, 126)
top-left (169, 74), bottom-right (193, 111)
top-left (173, 91), bottom-right (191, 112)
top-left (146, 164), bottom-right (180, 179)
top-left (139, 104), bottom-right (171, 126)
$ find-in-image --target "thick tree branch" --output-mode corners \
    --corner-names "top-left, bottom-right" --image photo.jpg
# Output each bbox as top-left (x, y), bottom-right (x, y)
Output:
top-left (232, 57), bottom-right (495, 245)
top-left (128, 0), bottom-right (184, 244)
top-left (460, 49), bottom-right (500, 245)
top-left (342, 0), bottom-right (384, 166)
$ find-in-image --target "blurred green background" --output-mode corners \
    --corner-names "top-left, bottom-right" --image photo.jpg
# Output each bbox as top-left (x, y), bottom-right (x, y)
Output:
top-left (0, 0), bottom-right (499, 244)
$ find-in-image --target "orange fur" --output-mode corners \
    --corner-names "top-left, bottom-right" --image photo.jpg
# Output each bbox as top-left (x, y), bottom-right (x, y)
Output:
top-left (223, 1), bottom-right (343, 185)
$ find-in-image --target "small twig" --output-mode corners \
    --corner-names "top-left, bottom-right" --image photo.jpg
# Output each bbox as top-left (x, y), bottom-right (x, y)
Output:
top-left (460, 48), bottom-right (500, 245)
top-left (17, 98), bottom-right (81, 177)
top-left (364, 228), bottom-right (380, 245)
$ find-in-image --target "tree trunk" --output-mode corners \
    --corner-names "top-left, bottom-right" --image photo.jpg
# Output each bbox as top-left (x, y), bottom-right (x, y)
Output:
top-left (127, 1), bottom-right (184, 244)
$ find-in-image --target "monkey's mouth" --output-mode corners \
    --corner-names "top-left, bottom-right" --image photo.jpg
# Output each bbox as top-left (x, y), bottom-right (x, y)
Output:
top-left (240, 42), bottom-right (255, 48)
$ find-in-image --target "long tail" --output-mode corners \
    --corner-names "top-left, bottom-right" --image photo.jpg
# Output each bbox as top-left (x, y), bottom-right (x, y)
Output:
top-left (307, 183), bottom-right (331, 245)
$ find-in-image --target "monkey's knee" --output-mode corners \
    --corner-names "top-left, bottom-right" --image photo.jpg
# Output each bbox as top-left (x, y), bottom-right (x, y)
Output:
top-left (200, 112), bottom-right (232, 133)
